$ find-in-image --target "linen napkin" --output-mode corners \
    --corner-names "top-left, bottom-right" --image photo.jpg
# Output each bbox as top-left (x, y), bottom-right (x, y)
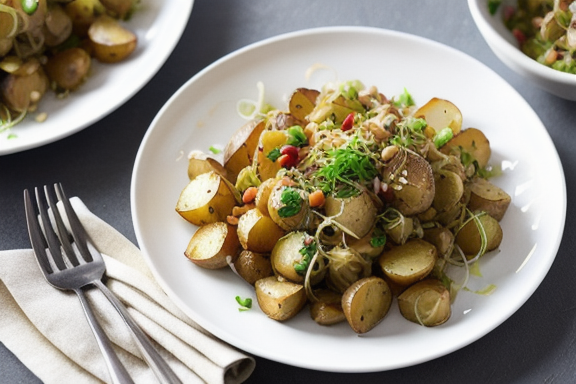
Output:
top-left (0, 197), bottom-right (255, 384)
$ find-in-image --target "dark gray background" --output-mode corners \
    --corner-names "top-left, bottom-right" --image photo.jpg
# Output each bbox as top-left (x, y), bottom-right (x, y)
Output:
top-left (2, 0), bottom-right (575, 383)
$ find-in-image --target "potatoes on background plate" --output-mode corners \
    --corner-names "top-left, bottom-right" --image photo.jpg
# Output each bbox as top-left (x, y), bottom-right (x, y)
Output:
top-left (88, 14), bottom-right (137, 63)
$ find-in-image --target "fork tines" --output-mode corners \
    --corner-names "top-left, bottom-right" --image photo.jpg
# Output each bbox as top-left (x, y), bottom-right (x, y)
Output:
top-left (24, 183), bottom-right (90, 274)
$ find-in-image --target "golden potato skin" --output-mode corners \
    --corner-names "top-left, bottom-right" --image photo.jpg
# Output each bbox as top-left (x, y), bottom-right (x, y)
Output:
top-left (176, 171), bottom-right (238, 226)
top-left (382, 149), bottom-right (435, 216)
top-left (233, 250), bottom-right (273, 285)
top-left (456, 214), bottom-right (503, 256)
top-left (466, 177), bottom-right (511, 222)
top-left (223, 120), bottom-right (266, 184)
top-left (398, 279), bottom-right (451, 327)
top-left (414, 97), bottom-right (462, 136)
top-left (441, 128), bottom-right (491, 169)
top-left (44, 48), bottom-right (91, 90)
top-left (378, 238), bottom-right (437, 286)
top-left (341, 276), bottom-right (392, 334)
top-left (237, 208), bottom-right (285, 253)
top-left (323, 191), bottom-right (377, 239)
top-left (184, 222), bottom-right (240, 269)
top-left (255, 276), bottom-right (307, 321)
top-left (88, 14), bottom-right (137, 63)
top-left (310, 289), bottom-right (346, 326)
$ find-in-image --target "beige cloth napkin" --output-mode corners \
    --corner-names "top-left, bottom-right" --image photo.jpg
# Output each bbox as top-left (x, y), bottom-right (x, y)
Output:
top-left (0, 197), bottom-right (255, 384)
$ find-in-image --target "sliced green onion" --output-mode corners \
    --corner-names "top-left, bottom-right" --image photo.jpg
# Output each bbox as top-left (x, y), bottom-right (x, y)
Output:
top-left (433, 127), bottom-right (453, 148)
top-left (21, 0), bottom-right (38, 15)
top-left (235, 296), bottom-right (252, 311)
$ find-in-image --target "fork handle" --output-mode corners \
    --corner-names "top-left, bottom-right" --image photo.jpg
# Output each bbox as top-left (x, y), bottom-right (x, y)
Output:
top-left (93, 280), bottom-right (182, 384)
top-left (75, 288), bottom-right (135, 384)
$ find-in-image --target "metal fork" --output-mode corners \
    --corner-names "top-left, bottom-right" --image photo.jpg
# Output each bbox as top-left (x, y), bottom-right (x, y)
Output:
top-left (24, 183), bottom-right (182, 384)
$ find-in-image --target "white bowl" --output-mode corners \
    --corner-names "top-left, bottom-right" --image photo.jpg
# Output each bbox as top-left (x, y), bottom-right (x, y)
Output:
top-left (468, 0), bottom-right (576, 100)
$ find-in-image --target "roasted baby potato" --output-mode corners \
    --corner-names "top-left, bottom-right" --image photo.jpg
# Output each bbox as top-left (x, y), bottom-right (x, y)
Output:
top-left (309, 289), bottom-right (346, 326)
top-left (233, 250), bottom-right (273, 285)
top-left (237, 208), bottom-right (285, 253)
top-left (455, 213), bottom-right (503, 256)
top-left (378, 238), bottom-right (437, 286)
top-left (342, 276), bottom-right (392, 334)
top-left (346, 226), bottom-right (386, 259)
top-left (398, 279), bottom-right (451, 327)
top-left (43, 4), bottom-right (73, 47)
top-left (423, 227), bottom-right (454, 257)
top-left (184, 222), bottom-right (240, 269)
top-left (433, 169), bottom-right (464, 213)
top-left (176, 171), bottom-right (239, 226)
top-left (223, 120), bottom-right (266, 184)
top-left (44, 48), bottom-right (91, 90)
top-left (466, 177), bottom-right (511, 221)
top-left (441, 127), bottom-right (491, 169)
top-left (268, 182), bottom-right (311, 231)
top-left (187, 151), bottom-right (228, 181)
top-left (65, 0), bottom-right (103, 36)
top-left (414, 97), bottom-right (462, 136)
top-left (255, 276), bottom-right (307, 321)
top-left (288, 87), bottom-right (319, 122)
top-left (324, 191), bottom-right (377, 239)
top-left (88, 14), bottom-right (137, 63)
top-left (270, 231), bottom-right (314, 283)
top-left (382, 148), bottom-right (435, 216)
top-left (255, 178), bottom-right (276, 216)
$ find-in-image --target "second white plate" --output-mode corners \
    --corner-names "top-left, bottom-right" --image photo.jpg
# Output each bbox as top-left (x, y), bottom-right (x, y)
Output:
top-left (131, 26), bottom-right (566, 372)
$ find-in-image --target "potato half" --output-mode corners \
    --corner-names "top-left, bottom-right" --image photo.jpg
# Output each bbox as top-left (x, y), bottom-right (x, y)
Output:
top-left (466, 177), bottom-right (511, 222)
top-left (255, 276), bottom-right (307, 321)
top-left (184, 222), bottom-right (240, 269)
top-left (237, 208), bottom-right (285, 253)
top-left (176, 171), bottom-right (239, 226)
top-left (223, 120), bottom-right (266, 184)
top-left (398, 279), bottom-right (451, 327)
top-left (414, 97), bottom-right (462, 136)
top-left (88, 14), bottom-right (137, 63)
top-left (233, 250), bottom-right (273, 285)
top-left (324, 191), bottom-right (377, 239)
top-left (341, 276), bottom-right (392, 334)
top-left (378, 239), bottom-right (437, 286)
top-left (455, 213), bottom-right (503, 256)
top-left (441, 128), bottom-right (491, 169)
top-left (310, 289), bottom-right (346, 326)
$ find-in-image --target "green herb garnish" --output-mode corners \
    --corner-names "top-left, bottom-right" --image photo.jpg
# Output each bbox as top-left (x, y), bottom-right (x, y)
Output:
top-left (487, 0), bottom-right (501, 15)
top-left (235, 296), bottom-right (253, 311)
top-left (286, 125), bottom-right (307, 147)
top-left (433, 127), bottom-right (454, 148)
top-left (294, 239), bottom-right (317, 275)
top-left (393, 88), bottom-right (415, 108)
top-left (278, 187), bottom-right (302, 217)
top-left (370, 226), bottom-right (387, 248)
top-left (315, 140), bottom-right (379, 196)
top-left (209, 146), bottom-right (222, 154)
top-left (266, 147), bottom-right (282, 162)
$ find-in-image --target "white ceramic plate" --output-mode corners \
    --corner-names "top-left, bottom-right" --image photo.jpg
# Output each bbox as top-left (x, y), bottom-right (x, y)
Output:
top-left (131, 27), bottom-right (566, 372)
top-left (0, 0), bottom-right (194, 155)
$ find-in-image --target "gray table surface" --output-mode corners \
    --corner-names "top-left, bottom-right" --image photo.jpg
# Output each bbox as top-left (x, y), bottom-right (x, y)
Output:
top-left (2, 0), bottom-right (575, 383)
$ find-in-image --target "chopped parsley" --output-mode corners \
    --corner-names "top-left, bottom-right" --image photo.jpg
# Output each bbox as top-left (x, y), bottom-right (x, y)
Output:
top-left (278, 187), bottom-right (302, 217)
top-left (294, 239), bottom-right (317, 275)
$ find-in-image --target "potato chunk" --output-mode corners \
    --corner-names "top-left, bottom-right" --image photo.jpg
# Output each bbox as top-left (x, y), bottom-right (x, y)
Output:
top-left (341, 276), bottom-right (392, 334)
top-left (398, 279), bottom-right (451, 327)
top-left (184, 222), bottom-right (240, 269)
top-left (88, 14), bottom-right (137, 63)
top-left (255, 276), bottom-right (307, 321)
top-left (378, 239), bottom-right (437, 286)
top-left (176, 171), bottom-right (239, 226)
top-left (237, 208), bottom-right (285, 253)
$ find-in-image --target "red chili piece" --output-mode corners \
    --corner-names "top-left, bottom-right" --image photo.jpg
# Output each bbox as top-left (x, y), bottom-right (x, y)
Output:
top-left (341, 112), bottom-right (355, 132)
